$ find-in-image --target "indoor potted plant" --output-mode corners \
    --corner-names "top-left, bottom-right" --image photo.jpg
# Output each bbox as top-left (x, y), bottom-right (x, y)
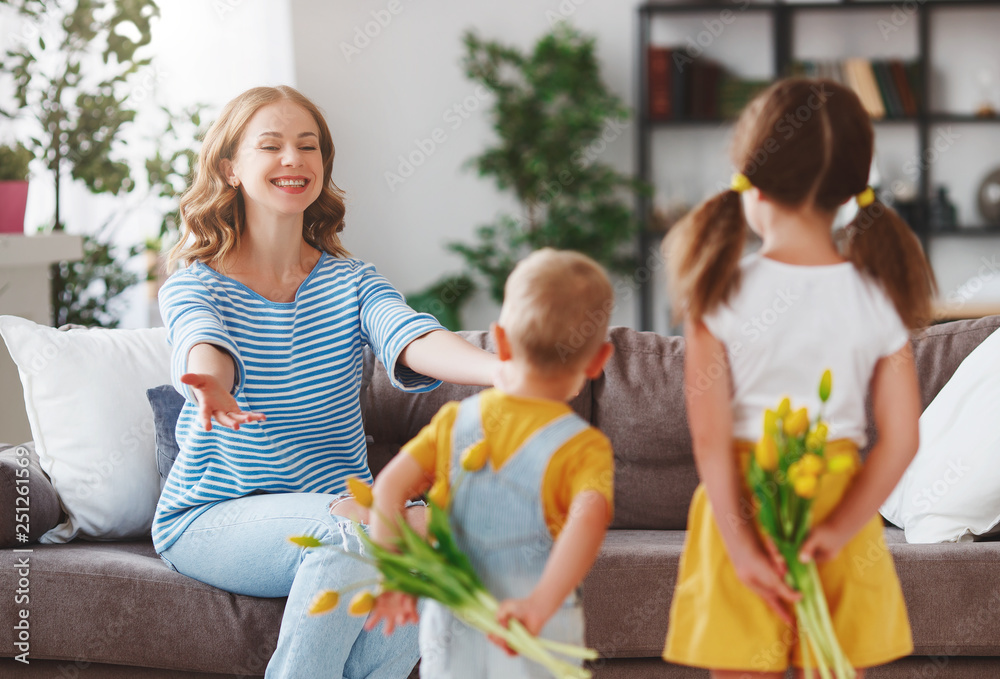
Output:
top-left (408, 24), bottom-right (648, 329)
top-left (0, 141), bottom-right (32, 235)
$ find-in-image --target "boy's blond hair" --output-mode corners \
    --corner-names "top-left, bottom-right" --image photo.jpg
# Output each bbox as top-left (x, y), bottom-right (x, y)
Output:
top-left (499, 249), bottom-right (614, 374)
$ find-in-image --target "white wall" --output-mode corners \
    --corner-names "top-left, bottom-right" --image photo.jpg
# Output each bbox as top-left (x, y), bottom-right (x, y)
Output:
top-left (291, 0), bottom-right (1000, 334)
top-left (289, 0), bottom-right (642, 331)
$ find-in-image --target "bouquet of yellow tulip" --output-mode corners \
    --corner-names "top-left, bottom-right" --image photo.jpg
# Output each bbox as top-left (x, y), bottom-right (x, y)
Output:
top-left (748, 370), bottom-right (855, 679)
top-left (290, 464), bottom-right (598, 679)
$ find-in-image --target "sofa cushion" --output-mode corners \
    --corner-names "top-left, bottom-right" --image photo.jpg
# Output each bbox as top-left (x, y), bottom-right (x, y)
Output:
top-left (147, 385), bottom-right (185, 488)
top-left (591, 318), bottom-right (1000, 532)
top-left (863, 315), bottom-right (1000, 450)
top-left (0, 542), bottom-right (283, 675)
top-left (0, 316), bottom-right (170, 542)
top-left (0, 442), bottom-right (61, 546)
top-left (881, 322), bottom-right (1000, 542)
top-left (361, 330), bottom-right (591, 476)
top-left (593, 328), bottom-right (696, 531)
top-left (912, 315), bottom-right (1000, 409)
top-left (581, 527), bottom-right (1000, 660)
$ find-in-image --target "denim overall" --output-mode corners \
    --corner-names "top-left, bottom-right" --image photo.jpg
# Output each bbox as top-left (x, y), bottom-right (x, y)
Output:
top-left (419, 393), bottom-right (589, 678)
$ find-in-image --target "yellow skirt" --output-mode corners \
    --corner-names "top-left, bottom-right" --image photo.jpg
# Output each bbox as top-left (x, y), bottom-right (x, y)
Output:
top-left (662, 440), bottom-right (913, 673)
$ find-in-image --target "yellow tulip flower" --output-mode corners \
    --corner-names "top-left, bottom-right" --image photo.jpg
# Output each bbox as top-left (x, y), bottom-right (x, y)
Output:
top-left (763, 409), bottom-right (778, 436)
top-left (805, 423), bottom-right (828, 450)
top-left (348, 591), bottom-right (376, 616)
top-left (819, 369), bottom-right (833, 403)
top-left (793, 473), bottom-right (818, 499)
top-left (346, 477), bottom-right (374, 508)
top-left (755, 436), bottom-right (778, 472)
top-left (783, 408), bottom-right (810, 438)
top-left (799, 453), bottom-right (825, 475)
top-left (777, 397), bottom-right (791, 418)
top-left (460, 441), bottom-right (489, 472)
top-left (308, 590), bottom-right (340, 615)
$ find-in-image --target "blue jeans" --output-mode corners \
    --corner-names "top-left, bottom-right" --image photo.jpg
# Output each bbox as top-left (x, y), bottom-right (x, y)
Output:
top-left (158, 492), bottom-right (419, 679)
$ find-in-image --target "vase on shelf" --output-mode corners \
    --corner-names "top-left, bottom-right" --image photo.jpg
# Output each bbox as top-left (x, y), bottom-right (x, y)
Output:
top-left (928, 186), bottom-right (958, 231)
top-left (0, 180), bottom-right (29, 234)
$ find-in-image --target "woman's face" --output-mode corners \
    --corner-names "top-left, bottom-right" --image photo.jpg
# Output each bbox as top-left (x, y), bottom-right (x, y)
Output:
top-left (225, 100), bottom-right (324, 218)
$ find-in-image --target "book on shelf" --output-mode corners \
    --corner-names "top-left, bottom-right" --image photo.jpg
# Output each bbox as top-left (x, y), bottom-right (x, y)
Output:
top-left (648, 46), bottom-right (672, 121)
top-left (647, 45), bottom-right (766, 121)
top-left (791, 58), bottom-right (922, 120)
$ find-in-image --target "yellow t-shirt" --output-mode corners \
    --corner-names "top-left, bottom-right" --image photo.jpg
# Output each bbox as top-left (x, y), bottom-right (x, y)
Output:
top-left (403, 388), bottom-right (614, 538)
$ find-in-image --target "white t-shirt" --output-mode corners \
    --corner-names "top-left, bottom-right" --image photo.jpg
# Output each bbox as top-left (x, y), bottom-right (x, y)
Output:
top-left (701, 253), bottom-right (909, 447)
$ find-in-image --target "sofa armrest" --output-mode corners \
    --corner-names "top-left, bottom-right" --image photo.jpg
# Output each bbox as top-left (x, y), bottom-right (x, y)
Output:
top-left (0, 442), bottom-right (62, 546)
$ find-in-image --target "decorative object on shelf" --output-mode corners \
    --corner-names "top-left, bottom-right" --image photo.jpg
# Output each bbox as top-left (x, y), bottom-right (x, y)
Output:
top-left (928, 186), bottom-right (959, 231)
top-left (410, 23), bottom-right (648, 328)
top-left (974, 67), bottom-right (998, 118)
top-left (0, 142), bottom-right (32, 235)
top-left (977, 168), bottom-right (1000, 227)
top-left (888, 179), bottom-right (921, 231)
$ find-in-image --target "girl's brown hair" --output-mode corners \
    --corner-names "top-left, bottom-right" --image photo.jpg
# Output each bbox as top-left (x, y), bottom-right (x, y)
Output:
top-left (664, 78), bottom-right (936, 329)
top-left (168, 86), bottom-right (349, 271)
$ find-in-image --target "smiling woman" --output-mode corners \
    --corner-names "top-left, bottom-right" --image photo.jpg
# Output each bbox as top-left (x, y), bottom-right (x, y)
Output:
top-left (169, 86), bottom-right (350, 274)
top-left (153, 85), bottom-right (499, 678)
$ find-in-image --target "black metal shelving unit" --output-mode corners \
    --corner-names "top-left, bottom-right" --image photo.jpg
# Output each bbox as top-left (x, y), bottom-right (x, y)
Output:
top-left (635, 0), bottom-right (1000, 332)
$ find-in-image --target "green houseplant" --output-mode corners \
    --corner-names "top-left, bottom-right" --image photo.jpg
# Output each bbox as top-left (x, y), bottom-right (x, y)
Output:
top-left (1, 0), bottom-right (197, 327)
top-left (0, 141), bottom-right (33, 234)
top-left (409, 24), bottom-right (648, 329)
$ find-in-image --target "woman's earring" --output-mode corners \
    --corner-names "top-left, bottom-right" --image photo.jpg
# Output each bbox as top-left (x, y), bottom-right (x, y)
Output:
top-left (231, 180), bottom-right (240, 189)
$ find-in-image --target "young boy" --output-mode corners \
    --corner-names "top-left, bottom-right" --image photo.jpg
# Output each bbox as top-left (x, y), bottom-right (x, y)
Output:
top-left (366, 248), bottom-right (616, 678)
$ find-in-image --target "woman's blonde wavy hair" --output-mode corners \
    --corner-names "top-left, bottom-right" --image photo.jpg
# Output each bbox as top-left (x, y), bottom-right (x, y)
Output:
top-left (168, 85), bottom-right (349, 271)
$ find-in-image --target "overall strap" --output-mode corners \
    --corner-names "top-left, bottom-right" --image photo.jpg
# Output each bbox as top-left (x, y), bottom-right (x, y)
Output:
top-left (502, 412), bottom-right (591, 487)
top-left (449, 393), bottom-right (485, 485)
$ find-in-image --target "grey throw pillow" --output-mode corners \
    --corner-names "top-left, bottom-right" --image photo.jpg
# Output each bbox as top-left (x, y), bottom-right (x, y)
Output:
top-left (0, 442), bottom-right (62, 546)
top-left (147, 385), bottom-right (185, 487)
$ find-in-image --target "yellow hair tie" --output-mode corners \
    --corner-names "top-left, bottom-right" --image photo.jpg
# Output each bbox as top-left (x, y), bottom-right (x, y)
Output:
top-left (730, 172), bottom-right (752, 193)
top-left (856, 186), bottom-right (876, 208)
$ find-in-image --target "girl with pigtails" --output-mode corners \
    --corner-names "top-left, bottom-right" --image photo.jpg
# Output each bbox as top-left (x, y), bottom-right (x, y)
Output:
top-left (662, 78), bottom-right (935, 678)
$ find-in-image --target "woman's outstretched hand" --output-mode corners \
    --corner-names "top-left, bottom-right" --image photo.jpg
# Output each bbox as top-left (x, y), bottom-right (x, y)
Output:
top-left (180, 373), bottom-right (266, 431)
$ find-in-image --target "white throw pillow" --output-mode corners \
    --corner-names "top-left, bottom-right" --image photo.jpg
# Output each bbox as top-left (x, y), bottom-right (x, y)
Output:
top-left (0, 315), bottom-right (170, 542)
top-left (880, 326), bottom-right (1000, 542)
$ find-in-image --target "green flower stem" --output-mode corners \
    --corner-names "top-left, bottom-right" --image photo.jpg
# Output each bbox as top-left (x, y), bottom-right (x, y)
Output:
top-left (805, 562), bottom-right (852, 677)
top-left (296, 499), bottom-right (599, 678)
top-left (471, 586), bottom-right (598, 660)
top-left (456, 605), bottom-right (591, 679)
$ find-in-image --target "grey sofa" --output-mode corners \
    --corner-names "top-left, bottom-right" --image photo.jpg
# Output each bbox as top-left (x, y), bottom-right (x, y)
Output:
top-left (3, 318), bottom-right (1000, 678)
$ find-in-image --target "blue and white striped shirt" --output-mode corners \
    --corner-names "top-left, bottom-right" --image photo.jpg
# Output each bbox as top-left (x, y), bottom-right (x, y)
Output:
top-left (152, 253), bottom-right (443, 552)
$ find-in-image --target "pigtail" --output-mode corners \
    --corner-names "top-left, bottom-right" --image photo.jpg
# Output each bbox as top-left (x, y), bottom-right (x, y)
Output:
top-left (663, 189), bottom-right (746, 323)
top-left (844, 198), bottom-right (937, 329)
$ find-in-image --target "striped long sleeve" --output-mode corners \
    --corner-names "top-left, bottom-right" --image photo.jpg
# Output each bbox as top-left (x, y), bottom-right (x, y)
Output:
top-left (151, 254), bottom-right (443, 552)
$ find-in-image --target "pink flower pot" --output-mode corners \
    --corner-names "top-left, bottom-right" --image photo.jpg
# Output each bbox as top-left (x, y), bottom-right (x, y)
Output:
top-left (0, 180), bottom-right (29, 234)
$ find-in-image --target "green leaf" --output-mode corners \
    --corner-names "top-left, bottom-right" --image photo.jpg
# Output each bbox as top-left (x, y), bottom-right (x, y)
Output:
top-left (446, 23), bottom-right (647, 311)
top-left (288, 535), bottom-right (324, 548)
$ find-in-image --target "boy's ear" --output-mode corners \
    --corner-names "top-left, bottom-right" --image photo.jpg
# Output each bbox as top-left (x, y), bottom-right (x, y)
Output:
top-left (491, 322), bottom-right (512, 361)
top-left (583, 341), bottom-right (614, 379)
